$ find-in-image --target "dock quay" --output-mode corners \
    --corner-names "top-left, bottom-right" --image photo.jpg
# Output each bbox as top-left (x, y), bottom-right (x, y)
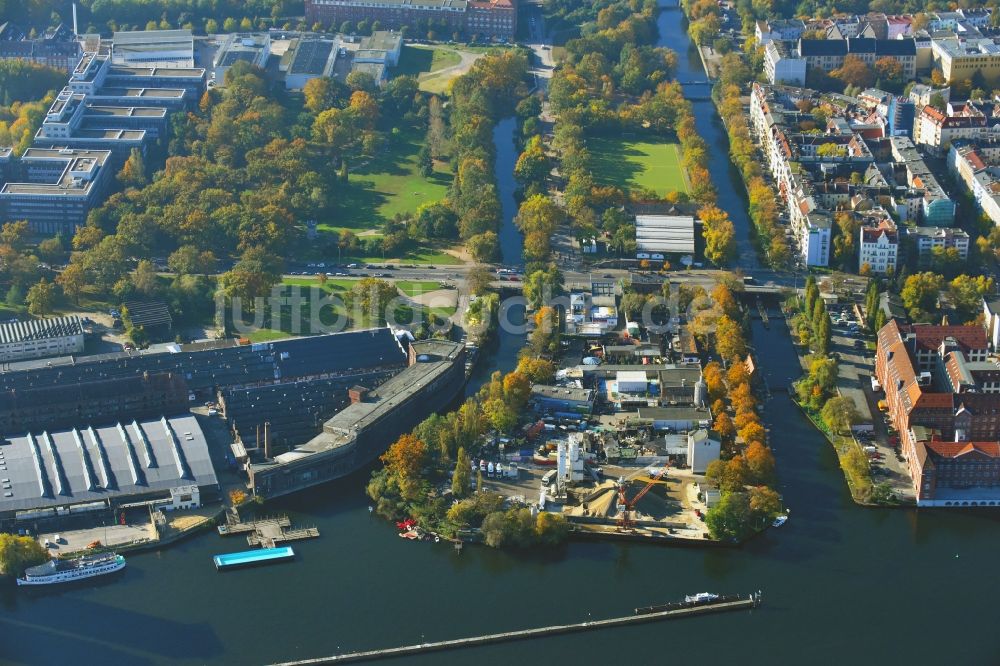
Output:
top-left (217, 512), bottom-right (319, 549)
top-left (270, 594), bottom-right (761, 665)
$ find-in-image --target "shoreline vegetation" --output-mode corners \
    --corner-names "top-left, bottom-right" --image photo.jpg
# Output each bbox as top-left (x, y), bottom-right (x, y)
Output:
top-left (786, 278), bottom-right (901, 506)
top-left (679, 0), bottom-right (791, 269)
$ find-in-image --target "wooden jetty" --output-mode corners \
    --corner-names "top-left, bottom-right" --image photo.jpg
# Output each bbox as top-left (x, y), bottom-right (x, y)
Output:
top-left (269, 593), bottom-right (761, 665)
top-left (218, 512), bottom-right (319, 549)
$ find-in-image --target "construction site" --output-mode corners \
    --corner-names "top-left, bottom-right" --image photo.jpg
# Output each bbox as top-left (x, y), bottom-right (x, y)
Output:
top-left (479, 432), bottom-right (717, 543)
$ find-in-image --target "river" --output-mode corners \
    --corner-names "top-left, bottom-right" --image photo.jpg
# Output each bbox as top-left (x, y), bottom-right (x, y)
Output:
top-left (3, 16), bottom-right (1000, 666)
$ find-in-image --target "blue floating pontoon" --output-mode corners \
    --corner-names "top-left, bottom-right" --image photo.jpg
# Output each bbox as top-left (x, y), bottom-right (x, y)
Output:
top-left (213, 546), bottom-right (295, 570)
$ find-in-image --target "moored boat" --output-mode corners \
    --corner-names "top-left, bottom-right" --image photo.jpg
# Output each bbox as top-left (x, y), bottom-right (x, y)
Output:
top-left (17, 552), bottom-right (125, 586)
top-left (684, 592), bottom-right (720, 603)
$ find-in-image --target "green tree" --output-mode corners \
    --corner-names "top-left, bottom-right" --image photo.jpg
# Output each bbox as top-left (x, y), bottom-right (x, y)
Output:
top-left (534, 512), bottom-right (569, 545)
top-left (900, 272), bottom-right (944, 320)
top-left (452, 447), bottom-right (471, 498)
top-left (0, 533), bottom-right (48, 576)
top-left (0, 220), bottom-right (28, 250)
top-left (25, 278), bottom-right (55, 315)
top-left (821, 396), bottom-right (861, 434)
top-left (705, 491), bottom-right (752, 540)
top-left (132, 259), bottom-right (159, 297)
top-left (467, 232), bottom-right (499, 263)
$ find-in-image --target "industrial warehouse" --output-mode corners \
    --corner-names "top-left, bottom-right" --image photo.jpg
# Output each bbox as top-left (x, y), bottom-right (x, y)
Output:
top-left (0, 328), bottom-right (467, 531)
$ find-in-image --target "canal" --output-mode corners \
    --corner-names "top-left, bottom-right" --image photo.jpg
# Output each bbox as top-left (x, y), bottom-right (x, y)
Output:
top-left (3, 16), bottom-right (1000, 666)
top-left (656, 4), bottom-right (759, 270)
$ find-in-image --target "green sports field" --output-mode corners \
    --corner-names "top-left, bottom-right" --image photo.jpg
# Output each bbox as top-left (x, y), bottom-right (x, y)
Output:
top-left (587, 136), bottom-right (689, 196)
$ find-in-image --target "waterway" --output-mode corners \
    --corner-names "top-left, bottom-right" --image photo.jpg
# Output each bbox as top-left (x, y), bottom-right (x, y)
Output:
top-left (656, 4), bottom-right (759, 270)
top-left (3, 18), bottom-right (1000, 666)
top-left (465, 117), bottom-right (527, 397)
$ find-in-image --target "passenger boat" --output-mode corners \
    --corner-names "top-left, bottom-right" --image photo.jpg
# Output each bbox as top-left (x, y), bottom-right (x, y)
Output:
top-left (772, 515), bottom-right (788, 527)
top-left (17, 552), bottom-right (125, 586)
top-left (684, 592), bottom-right (720, 603)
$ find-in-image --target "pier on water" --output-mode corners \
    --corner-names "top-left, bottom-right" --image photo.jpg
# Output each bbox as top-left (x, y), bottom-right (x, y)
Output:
top-left (218, 511), bottom-right (319, 549)
top-left (270, 594), bottom-right (761, 665)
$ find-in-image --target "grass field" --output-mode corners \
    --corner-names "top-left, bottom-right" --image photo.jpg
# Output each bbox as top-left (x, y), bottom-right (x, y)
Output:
top-left (334, 127), bottom-right (452, 223)
top-left (241, 277), bottom-right (453, 340)
top-left (588, 136), bottom-right (689, 196)
top-left (319, 126), bottom-right (462, 264)
top-left (395, 45), bottom-right (462, 78)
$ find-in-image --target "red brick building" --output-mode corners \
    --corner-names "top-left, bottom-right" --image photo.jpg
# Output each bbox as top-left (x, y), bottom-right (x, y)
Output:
top-left (875, 319), bottom-right (1000, 505)
top-left (305, 0), bottom-right (516, 42)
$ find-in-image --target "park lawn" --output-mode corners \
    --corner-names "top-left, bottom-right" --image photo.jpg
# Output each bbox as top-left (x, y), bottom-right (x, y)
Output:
top-left (282, 277), bottom-right (354, 292)
top-left (395, 280), bottom-right (443, 296)
top-left (329, 128), bottom-right (451, 226)
top-left (587, 136), bottom-right (689, 196)
top-left (396, 45), bottom-right (462, 78)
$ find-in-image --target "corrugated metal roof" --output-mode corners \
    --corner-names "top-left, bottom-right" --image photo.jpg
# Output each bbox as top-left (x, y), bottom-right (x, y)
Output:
top-left (0, 316), bottom-right (82, 345)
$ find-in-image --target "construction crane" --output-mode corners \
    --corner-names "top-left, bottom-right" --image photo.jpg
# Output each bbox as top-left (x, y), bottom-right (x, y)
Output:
top-left (615, 465), bottom-right (669, 531)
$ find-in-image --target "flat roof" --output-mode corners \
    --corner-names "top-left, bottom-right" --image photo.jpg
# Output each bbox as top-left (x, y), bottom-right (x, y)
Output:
top-left (0, 414), bottom-right (218, 515)
top-left (107, 65), bottom-right (205, 78)
top-left (97, 87), bottom-right (186, 99)
top-left (288, 38), bottom-right (335, 75)
top-left (113, 29), bottom-right (193, 43)
top-left (531, 384), bottom-right (594, 402)
top-left (635, 406), bottom-right (712, 421)
top-left (84, 105), bottom-right (167, 118)
top-left (262, 340), bottom-right (463, 462)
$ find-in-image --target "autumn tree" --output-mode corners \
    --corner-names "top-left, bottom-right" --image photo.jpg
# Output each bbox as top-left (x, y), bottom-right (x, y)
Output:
top-left (56, 263), bottom-right (86, 304)
top-left (25, 278), bottom-right (55, 315)
top-left (118, 147), bottom-right (146, 188)
top-left (832, 55), bottom-right (874, 89)
top-left (516, 356), bottom-right (556, 383)
top-left (715, 315), bottom-right (747, 362)
top-left (714, 412), bottom-right (736, 440)
top-left (381, 433), bottom-right (428, 500)
top-left (745, 441), bottom-right (776, 485)
top-left (700, 204), bottom-right (736, 265)
top-left (748, 486), bottom-right (782, 521)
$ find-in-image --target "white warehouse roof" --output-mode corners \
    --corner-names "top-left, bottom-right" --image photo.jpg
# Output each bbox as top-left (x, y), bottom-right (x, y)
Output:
top-left (635, 215), bottom-right (695, 253)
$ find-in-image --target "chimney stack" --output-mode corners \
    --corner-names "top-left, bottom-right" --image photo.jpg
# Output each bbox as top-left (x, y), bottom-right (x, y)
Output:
top-left (263, 422), bottom-right (271, 460)
top-left (72, 3), bottom-right (78, 37)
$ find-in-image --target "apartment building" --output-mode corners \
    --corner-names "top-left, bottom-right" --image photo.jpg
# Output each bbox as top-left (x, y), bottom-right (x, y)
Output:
top-left (875, 319), bottom-right (1000, 506)
top-left (798, 37), bottom-right (917, 79)
top-left (931, 36), bottom-right (1000, 86)
top-left (949, 139), bottom-right (1000, 227)
top-left (755, 18), bottom-right (806, 45)
top-left (905, 226), bottom-right (971, 264)
top-left (858, 219), bottom-right (899, 274)
top-left (0, 22), bottom-right (80, 71)
top-left (764, 41), bottom-right (806, 85)
top-left (912, 103), bottom-right (1000, 156)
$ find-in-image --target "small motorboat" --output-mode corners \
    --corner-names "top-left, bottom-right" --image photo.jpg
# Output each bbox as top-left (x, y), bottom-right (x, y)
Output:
top-left (772, 515), bottom-right (788, 527)
top-left (685, 592), bottom-right (720, 604)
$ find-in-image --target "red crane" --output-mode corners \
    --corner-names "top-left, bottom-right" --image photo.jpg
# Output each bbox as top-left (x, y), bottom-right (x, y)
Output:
top-left (615, 466), bottom-right (669, 531)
